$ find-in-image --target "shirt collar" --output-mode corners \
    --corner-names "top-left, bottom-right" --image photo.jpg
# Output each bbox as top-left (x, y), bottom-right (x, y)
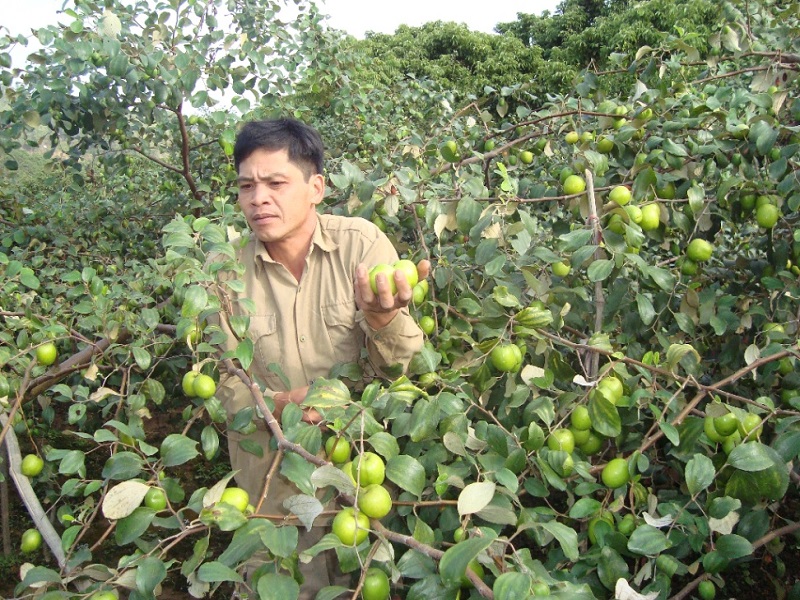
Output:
top-left (250, 214), bottom-right (338, 272)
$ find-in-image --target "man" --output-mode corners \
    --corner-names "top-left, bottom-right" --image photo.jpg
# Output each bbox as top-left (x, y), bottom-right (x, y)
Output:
top-left (208, 117), bottom-right (428, 597)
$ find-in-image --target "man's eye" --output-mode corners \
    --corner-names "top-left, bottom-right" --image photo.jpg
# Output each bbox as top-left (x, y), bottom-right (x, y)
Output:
top-left (239, 183), bottom-right (254, 191)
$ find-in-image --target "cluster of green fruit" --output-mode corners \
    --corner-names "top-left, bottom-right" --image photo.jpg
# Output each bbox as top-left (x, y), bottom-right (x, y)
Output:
top-left (326, 437), bottom-right (393, 599)
top-left (704, 408), bottom-right (762, 453)
top-left (681, 238), bottom-right (714, 276)
top-left (181, 370), bottom-right (217, 399)
top-left (604, 184), bottom-right (662, 235)
top-left (534, 376), bottom-right (630, 486)
top-left (740, 192), bottom-right (781, 229)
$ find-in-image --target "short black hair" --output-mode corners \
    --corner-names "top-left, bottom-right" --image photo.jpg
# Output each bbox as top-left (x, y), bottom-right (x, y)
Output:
top-left (233, 118), bottom-right (324, 179)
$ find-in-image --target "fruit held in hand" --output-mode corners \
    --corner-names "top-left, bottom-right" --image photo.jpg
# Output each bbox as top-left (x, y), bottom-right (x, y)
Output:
top-left (369, 263), bottom-right (397, 295)
top-left (21, 454), bottom-right (44, 478)
top-left (393, 259), bottom-right (419, 288)
top-left (332, 507), bottom-right (370, 545)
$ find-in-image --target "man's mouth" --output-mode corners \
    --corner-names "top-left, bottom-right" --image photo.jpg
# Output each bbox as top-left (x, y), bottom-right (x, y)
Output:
top-left (252, 213), bottom-right (278, 224)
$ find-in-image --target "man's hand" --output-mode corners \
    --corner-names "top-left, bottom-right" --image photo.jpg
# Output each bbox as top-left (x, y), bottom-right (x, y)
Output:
top-left (273, 386), bottom-right (324, 425)
top-left (355, 259), bottom-right (431, 330)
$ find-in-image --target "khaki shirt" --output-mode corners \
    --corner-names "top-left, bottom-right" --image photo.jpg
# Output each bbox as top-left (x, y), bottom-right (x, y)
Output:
top-left (208, 214), bottom-right (423, 512)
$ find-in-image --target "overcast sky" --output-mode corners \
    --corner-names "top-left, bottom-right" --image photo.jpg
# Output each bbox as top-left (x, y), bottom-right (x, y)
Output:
top-left (5, 0), bottom-right (561, 46)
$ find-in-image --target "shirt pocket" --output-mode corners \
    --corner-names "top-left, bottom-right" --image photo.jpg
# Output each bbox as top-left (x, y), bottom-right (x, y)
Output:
top-left (321, 300), bottom-right (360, 359)
top-left (250, 314), bottom-right (286, 389)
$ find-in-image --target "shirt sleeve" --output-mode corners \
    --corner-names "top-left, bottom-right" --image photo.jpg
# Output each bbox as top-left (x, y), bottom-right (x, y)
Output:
top-left (359, 308), bottom-right (424, 378)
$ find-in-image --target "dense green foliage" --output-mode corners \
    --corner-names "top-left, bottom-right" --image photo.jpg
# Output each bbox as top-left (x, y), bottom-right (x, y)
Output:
top-left (497, 0), bottom-right (719, 66)
top-left (1, 0), bottom-right (799, 599)
top-left (347, 22), bottom-right (575, 104)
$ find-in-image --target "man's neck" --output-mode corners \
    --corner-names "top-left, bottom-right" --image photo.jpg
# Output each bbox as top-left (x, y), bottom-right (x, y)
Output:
top-left (263, 218), bottom-right (318, 282)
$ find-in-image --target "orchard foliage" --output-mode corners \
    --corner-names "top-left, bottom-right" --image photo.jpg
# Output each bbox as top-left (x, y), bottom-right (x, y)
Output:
top-left (1, 0), bottom-right (800, 599)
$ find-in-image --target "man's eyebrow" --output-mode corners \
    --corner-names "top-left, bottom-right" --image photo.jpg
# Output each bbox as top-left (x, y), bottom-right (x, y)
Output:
top-left (236, 172), bottom-right (287, 183)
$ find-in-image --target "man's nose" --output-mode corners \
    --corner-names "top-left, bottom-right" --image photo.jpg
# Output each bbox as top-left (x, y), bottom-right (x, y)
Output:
top-left (250, 183), bottom-right (272, 204)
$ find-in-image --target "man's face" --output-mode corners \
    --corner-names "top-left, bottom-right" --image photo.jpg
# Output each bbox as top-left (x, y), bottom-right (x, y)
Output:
top-left (236, 148), bottom-right (324, 246)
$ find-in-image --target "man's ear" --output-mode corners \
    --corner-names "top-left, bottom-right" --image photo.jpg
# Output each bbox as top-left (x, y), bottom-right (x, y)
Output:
top-left (310, 173), bottom-right (325, 206)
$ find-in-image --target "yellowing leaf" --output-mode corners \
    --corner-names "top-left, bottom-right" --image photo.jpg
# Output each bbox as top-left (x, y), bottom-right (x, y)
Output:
top-left (102, 481), bottom-right (149, 520)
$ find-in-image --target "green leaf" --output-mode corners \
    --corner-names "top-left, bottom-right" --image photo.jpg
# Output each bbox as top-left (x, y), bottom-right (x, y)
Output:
top-left (727, 442), bottom-right (776, 471)
top-left (587, 259), bottom-right (614, 282)
top-left (197, 561), bottom-right (244, 583)
top-left (135, 555), bottom-right (168, 594)
top-left (569, 498), bottom-right (602, 519)
top-left (115, 507), bottom-right (156, 545)
top-left (217, 520), bottom-right (271, 567)
top-left (456, 196), bottom-right (482, 234)
top-left (457, 481), bottom-right (496, 516)
top-left (181, 285), bottom-right (208, 317)
top-left (18, 566), bottom-right (63, 589)
top-left (685, 453), bottom-right (715, 496)
top-left (749, 121), bottom-right (778, 156)
top-left (588, 393), bottom-right (621, 438)
top-left (101, 451), bottom-right (141, 480)
top-left (233, 338), bottom-right (254, 371)
top-left (439, 534), bottom-right (495, 588)
top-left (160, 434), bottom-right (199, 467)
top-left (368, 432), bottom-right (400, 460)
top-left (493, 572), bottom-right (532, 600)
top-left (665, 343), bottom-right (700, 373)
top-left (261, 524), bottom-right (299, 558)
top-left (716, 534), bottom-right (753, 560)
top-left (540, 521), bottom-right (579, 561)
top-left (19, 268), bottom-right (40, 289)
top-left (256, 572), bottom-right (300, 600)
top-left (201, 425), bottom-right (220, 461)
top-left (386, 454), bottom-right (426, 498)
top-left (627, 524), bottom-right (669, 556)
top-left (280, 452), bottom-right (316, 496)
top-left (303, 377), bottom-right (351, 408)
top-left (597, 546), bottom-right (629, 591)
top-left (131, 346), bottom-right (151, 371)
top-left (636, 293), bottom-right (656, 326)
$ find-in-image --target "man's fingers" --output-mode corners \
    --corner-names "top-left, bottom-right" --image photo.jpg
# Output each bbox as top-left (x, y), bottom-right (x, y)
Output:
top-left (416, 259), bottom-right (431, 281)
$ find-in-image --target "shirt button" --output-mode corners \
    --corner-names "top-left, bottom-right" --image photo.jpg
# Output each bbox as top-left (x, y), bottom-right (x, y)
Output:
top-left (300, 335), bottom-right (306, 342)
